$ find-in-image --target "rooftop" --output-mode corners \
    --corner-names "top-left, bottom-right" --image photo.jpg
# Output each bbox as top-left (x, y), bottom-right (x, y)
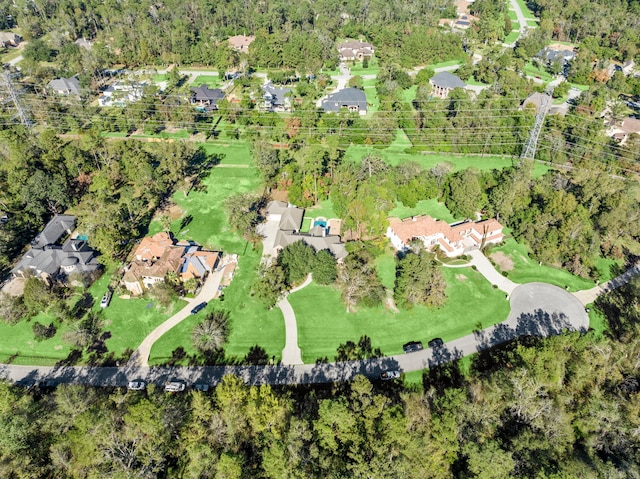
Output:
top-left (430, 72), bottom-right (467, 89)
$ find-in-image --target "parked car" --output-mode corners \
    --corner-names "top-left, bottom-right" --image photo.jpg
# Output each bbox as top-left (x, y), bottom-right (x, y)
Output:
top-left (193, 383), bottom-right (210, 392)
top-left (403, 341), bottom-right (424, 353)
top-left (165, 381), bottom-right (186, 392)
top-left (127, 380), bottom-right (146, 390)
top-left (428, 338), bottom-right (444, 349)
top-left (190, 302), bottom-right (207, 314)
top-left (379, 370), bottom-right (401, 381)
top-left (100, 290), bottom-right (112, 308)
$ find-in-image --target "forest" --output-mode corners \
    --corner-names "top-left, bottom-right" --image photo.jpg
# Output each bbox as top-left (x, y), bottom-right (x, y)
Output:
top-left (1, 278), bottom-right (639, 478)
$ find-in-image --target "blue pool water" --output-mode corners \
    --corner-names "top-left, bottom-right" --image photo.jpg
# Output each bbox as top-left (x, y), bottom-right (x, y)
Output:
top-left (77, 234), bottom-right (88, 240)
top-left (314, 220), bottom-right (327, 228)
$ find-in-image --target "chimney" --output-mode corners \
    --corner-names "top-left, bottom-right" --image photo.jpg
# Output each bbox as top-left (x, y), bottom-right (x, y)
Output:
top-left (412, 216), bottom-right (416, 222)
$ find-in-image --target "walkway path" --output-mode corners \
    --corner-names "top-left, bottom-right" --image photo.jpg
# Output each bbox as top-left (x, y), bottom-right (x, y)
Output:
top-left (127, 269), bottom-right (225, 367)
top-left (279, 274), bottom-right (312, 365)
top-left (463, 249), bottom-right (518, 295)
top-left (572, 265), bottom-right (640, 306)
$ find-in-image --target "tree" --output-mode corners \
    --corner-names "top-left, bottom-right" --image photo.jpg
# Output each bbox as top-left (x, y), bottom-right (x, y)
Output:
top-left (192, 310), bottom-right (230, 353)
top-left (253, 264), bottom-right (287, 308)
top-left (337, 251), bottom-right (385, 312)
top-left (23, 277), bottom-right (56, 317)
top-left (278, 241), bottom-right (315, 285)
top-left (224, 193), bottom-right (265, 242)
top-left (312, 250), bottom-right (337, 285)
top-left (394, 251), bottom-right (447, 309)
top-left (0, 292), bottom-right (27, 324)
top-left (445, 169), bottom-right (487, 219)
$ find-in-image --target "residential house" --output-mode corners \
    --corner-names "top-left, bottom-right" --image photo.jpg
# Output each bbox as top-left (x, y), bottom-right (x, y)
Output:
top-left (47, 77), bottom-right (81, 96)
top-left (320, 87), bottom-right (367, 115)
top-left (227, 35), bottom-right (254, 54)
top-left (536, 46), bottom-right (576, 66)
top-left (605, 59), bottom-right (636, 78)
top-left (337, 40), bottom-right (375, 62)
top-left (74, 37), bottom-right (93, 51)
top-left (99, 80), bottom-right (146, 107)
top-left (122, 232), bottom-right (221, 295)
top-left (386, 215), bottom-right (504, 257)
top-left (622, 59), bottom-right (636, 76)
top-left (11, 214), bottom-right (101, 284)
top-left (608, 116), bottom-right (640, 145)
top-left (0, 32), bottom-right (21, 47)
top-left (266, 201), bottom-right (348, 261)
top-left (262, 82), bottom-right (292, 112)
top-left (190, 84), bottom-right (225, 110)
top-left (429, 72), bottom-right (467, 99)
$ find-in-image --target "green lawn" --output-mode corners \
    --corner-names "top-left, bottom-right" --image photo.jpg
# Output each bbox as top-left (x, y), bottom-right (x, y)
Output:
top-left (306, 198), bottom-right (338, 219)
top-left (507, 10), bottom-right (518, 20)
top-left (466, 76), bottom-right (489, 87)
top-left (149, 249), bottom-right (285, 364)
top-left (152, 74), bottom-right (168, 83)
top-left (504, 31), bottom-right (520, 44)
top-left (514, 0), bottom-right (537, 19)
top-left (131, 130), bottom-right (191, 140)
top-left (290, 266), bottom-right (510, 362)
top-left (197, 141), bottom-right (255, 166)
top-left (343, 131), bottom-right (550, 176)
top-left (1, 47), bottom-right (23, 63)
top-left (491, 238), bottom-right (596, 291)
top-left (425, 59), bottom-right (464, 70)
top-left (192, 74), bottom-right (221, 88)
top-left (400, 86), bottom-right (417, 103)
top-left (524, 62), bottom-right (553, 82)
top-left (389, 199), bottom-right (459, 223)
top-left (592, 257), bottom-right (624, 283)
top-left (527, 19), bottom-right (538, 27)
top-left (300, 217), bottom-right (312, 233)
top-left (363, 78), bottom-right (379, 115)
top-left (350, 56), bottom-right (380, 76)
top-left (375, 250), bottom-right (397, 290)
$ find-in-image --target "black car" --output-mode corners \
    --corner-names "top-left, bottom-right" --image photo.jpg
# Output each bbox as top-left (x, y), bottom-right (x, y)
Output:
top-left (190, 302), bottom-right (207, 314)
top-left (428, 338), bottom-right (444, 349)
top-left (402, 341), bottom-right (424, 353)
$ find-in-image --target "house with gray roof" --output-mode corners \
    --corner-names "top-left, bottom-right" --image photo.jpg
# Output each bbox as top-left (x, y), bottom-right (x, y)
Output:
top-left (262, 82), bottom-right (292, 112)
top-left (190, 84), bottom-right (225, 110)
top-left (47, 77), bottom-right (81, 96)
top-left (11, 215), bottom-right (100, 284)
top-left (0, 32), bottom-right (21, 47)
top-left (74, 37), bottom-right (93, 51)
top-left (320, 87), bottom-right (367, 115)
top-left (536, 46), bottom-right (576, 66)
top-left (429, 72), bottom-right (467, 99)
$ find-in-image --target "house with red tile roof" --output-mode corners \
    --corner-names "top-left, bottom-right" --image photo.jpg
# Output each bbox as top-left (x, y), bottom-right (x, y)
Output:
top-left (386, 215), bottom-right (503, 257)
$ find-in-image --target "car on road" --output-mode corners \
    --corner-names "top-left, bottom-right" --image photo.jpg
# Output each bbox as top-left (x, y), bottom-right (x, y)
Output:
top-left (403, 341), bottom-right (424, 353)
top-left (380, 370), bottom-right (401, 381)
top-left (190, 302), bottom-right (207, 314)
top-left (428, 338), bottom-right (444, 349)
top-left (127, 380), bottom-right (146, 390)
top-left (193, 383), bottom-right (209, 392)
top-left (165, 381), bottom-right (186, 392)
top-left (100, 290), bottom-right (112, 308)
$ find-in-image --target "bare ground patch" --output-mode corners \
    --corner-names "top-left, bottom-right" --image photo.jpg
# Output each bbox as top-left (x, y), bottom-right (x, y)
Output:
top-left (456, 274), bottom-right (467, 282)
top-left (154, 203), bottom-right (183, 221)
top-left (490, 251), bottom-right (514, 272)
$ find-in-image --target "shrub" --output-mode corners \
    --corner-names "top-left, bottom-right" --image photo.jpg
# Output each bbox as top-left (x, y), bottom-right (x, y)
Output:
top-left (32, 322), bottom-right (56, 341)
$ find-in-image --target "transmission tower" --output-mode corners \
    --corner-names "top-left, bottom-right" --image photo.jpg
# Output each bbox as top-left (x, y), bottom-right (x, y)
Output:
top-left (521, 87), bottom-right (554, 160)
top-left (0, 70), bottom-right (32, 127)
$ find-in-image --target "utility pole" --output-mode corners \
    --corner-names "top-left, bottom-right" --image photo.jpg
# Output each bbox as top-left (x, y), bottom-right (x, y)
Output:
top-left (0, 70), bottom-right (32, 128)
top-left (521, 87), bottom-right (554, 160)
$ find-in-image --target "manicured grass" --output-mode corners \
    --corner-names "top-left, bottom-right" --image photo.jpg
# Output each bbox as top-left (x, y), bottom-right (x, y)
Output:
top-left (507, 10), bottom-right (518, 20)
top-left (363, 78), bottom-right (379, 115)
top-left (197, 141), bottom-right (254, 166)
top-left (192, 74), bottom-right (221, 88)
top-left (592, 257), bottom-right (624, 283)
top-left (350, 56), bottom-right (380, 76)
top-left (290, 266), bottom-right (510, 362)
top-left (504, 31), bottom-right (520, 44)
top-left (300, 217), bottom-right (312, 233)
top-left (1, 47), bottom-right (23, 63)
top-left (588, 304), bottom-right (607, 337)
top-left (569, 83), bottom-right (589, 91)
top-left (149, 165), bottom-right (262, 254)
top-left (400, 86), bottom-right (417, 103)
top-left (375, 250), bottom-right (397, 290)
top-left (152, 74), bottom-right (168, 83)
top-left (466, 76), bottom-right (489, 87)
top-left (306, 198), bottom-right (338, 219)
top-left (148, 249), bottom-right (285, 364)
top-left (131, 130), bottom-right (191, 140)
top-left (491, 238), bottom-right (596, 291)
top-left (343, 131), bottom-right (551, 176)
top-left (527, 19), bottom-right (538, 27)
top-left (389, 199), bottom-right (458, 223)
top-left (524, 62), bottom-right (553, 82)
top-left (322, 67), bottom-right (341, 76)
top-left (514, 0), bottom-right (537, 20)
top-left (425, 59), bottom-right (464, 70)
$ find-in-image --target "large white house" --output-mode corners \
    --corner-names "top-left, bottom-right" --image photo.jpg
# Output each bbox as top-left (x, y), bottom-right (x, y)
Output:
top-left (387, 215), bottom-right (504, 257)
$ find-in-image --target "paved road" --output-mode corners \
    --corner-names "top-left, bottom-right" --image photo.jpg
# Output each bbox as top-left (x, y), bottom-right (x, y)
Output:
top-left (2, 280), bottom-right (588, 388)
top-left (506, 0), bottom-right (529, 47)
top-left (127, 269), bottom-right (225, 367)
top-left (279, 274), bottom-right (312, 365)
top-left (572, 265), bottom-right (640, 306)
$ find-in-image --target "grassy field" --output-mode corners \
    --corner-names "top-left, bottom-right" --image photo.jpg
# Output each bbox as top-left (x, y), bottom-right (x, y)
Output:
top-left (149, 249), bottom-right (285, 364)
top-left (465, 76), bottom-right (489, 87)
top-left (514, 0), bottom-right (537, 19)
top-left (343, 131), bottom-right (550, 176)
top-left (389, 199), bottom-right (459, 223)
top-left (527, 19), bottom-right (538, 27)
top-left (306, 198), bottom-right (338, 219)
top-left (504, 31), bottom-right (520, 44)
top-left (363, 78), bottom-right (380, 115)
top-left (290, 266), bottom-right (510, 362)
top-left (192, 74), bottom-right (221, 88)
top-left (524, 62), bottom-right (553, 82)
top-left (350, 56), bottom-right (381, 76)
top-left (425, 59), bottom-right (464, 70)
top-left (152, 74), bottom-right (168, 83)
top-left (507, 10), bottom-right (518, 20)
top-left (400, 86), bottom-right (417, 103)
top-left (197, 141), bottom-right (254, 166)
top-left (491, 238), bottom-right (596, 291)
top-left (375, 250), bottom-right (397, 290)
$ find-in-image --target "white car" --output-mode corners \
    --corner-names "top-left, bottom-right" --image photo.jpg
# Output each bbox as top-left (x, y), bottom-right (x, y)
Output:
top-left (100, 290), bottom-right (112, 308)
top-left (127, 380), bottom-right (146, 390)
top-left (379, 370), bottom-right (401, 381)
top-left (165, 381), bottom-right (186, 392)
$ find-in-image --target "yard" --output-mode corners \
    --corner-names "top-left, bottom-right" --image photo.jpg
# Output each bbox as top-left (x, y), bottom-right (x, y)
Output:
top-left (524, 62), bottom-right (554, 82)
top-left (389, 198), bottom-right (459, 223)
top-left (350, 56), bottom-right (381, 76)
top-left (148, 249), bottom-right (285, 364)
top-left (192, 74), bottom-right (221, 88)
top-left (289, 265), bottom-right (510, 362)
top-left (363, 78), bottom-right (380, 115)
top-left (490, 238), bottom-right (596, 291)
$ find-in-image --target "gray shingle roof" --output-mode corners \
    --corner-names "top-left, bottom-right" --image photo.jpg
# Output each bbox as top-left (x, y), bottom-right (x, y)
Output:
top-left (262, 82), bottom-right (292, 106)
top-left (321, 87), bottom-right (367, 113)
top-left (32, 215), bottom-right (76, 249)
top-left (430, 72), bottom-right (467, 89)
top-left (47, 77), bottom-right (81, 95)
top-left (274, 231), bottom-right (348, 260)
top-left (279, 208), bottom-right (304, 231)
top-left (190, 85), bottom-right (225, 103)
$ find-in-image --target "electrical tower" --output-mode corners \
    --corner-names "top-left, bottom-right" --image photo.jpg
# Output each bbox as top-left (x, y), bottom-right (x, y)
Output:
top-left (521, 87), bottom-right (554, 160)
top-left (0, 70), bottom-right (32, 127)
